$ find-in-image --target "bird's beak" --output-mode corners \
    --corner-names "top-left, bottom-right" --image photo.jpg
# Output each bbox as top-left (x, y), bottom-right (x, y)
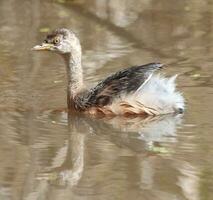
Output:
top-left (31, 43), bottom-right (54, 51)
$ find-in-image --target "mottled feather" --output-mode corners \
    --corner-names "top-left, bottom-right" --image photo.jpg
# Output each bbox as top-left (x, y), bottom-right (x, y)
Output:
top-left (74, 63), bottom-right (163, 110)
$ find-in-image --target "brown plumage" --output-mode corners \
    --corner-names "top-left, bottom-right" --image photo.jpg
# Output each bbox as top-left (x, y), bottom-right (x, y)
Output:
top-left (73, 63), bottom-right (162, 112)
top-left (32, 28), bottom-right (185, 116)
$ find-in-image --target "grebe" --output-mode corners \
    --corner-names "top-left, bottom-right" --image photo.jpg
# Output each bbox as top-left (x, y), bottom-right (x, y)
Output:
top-left (32, 28), bottom-right (184, 116)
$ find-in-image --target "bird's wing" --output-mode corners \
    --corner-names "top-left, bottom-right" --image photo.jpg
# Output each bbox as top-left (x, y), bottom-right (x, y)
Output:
top-left (76, 63), bottom-right (163, 109)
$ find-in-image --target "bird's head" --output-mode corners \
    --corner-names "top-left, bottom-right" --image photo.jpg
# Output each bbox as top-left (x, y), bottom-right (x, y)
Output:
top-left (32, 28), bottom-right (80, 54)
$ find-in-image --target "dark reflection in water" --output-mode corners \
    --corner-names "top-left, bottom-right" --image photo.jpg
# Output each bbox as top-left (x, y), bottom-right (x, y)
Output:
top-left (0, 0), bottom-right (213, 199)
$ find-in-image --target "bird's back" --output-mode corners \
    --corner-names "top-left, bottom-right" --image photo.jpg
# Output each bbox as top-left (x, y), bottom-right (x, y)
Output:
top-left (71, 63), bottom-right (184, 116)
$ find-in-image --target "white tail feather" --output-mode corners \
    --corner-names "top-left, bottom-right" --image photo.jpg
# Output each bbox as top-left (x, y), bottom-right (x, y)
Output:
top-left (108, 74), bottom-right (185, 115)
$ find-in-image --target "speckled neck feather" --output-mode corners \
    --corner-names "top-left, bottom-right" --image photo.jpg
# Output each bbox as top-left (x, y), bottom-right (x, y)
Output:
top-left (62, 46), bottom-right (83, 108)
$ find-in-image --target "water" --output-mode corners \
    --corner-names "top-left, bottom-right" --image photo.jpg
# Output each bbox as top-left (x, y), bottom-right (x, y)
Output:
top-left (0, 0), bottom-right (213, 199)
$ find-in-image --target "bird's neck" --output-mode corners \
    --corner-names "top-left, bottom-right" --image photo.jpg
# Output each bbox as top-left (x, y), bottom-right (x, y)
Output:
top-left (63, 49), bottom-right (83, 108)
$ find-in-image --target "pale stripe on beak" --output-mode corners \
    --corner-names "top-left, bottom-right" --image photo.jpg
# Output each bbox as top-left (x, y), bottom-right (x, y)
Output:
top-left (31, 43), bottom-right (54, 51)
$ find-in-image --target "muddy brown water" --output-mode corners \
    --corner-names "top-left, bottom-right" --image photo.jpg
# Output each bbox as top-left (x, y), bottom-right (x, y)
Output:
top-left (0, 0), bottom-right (213, 199)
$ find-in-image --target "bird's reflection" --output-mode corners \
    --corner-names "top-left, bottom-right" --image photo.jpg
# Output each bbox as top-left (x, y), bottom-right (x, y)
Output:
top-left (36, 111), bottom-right (183, 188)
top-left (81, 114), bottom-right (182, 150)
top-left (0, 110), bottom-right (184, 199)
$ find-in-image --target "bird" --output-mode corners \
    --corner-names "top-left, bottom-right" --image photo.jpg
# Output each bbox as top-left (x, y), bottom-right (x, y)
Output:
top-left (32, 28), bottom-right (184, 116)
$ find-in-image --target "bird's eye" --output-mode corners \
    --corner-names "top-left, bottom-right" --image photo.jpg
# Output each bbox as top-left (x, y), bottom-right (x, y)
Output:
top-left (53, 38), bottom-right (60, 45)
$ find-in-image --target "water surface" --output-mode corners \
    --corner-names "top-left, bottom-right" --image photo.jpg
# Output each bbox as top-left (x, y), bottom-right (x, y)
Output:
top-left (0, 0), bottom-right (213, 199)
